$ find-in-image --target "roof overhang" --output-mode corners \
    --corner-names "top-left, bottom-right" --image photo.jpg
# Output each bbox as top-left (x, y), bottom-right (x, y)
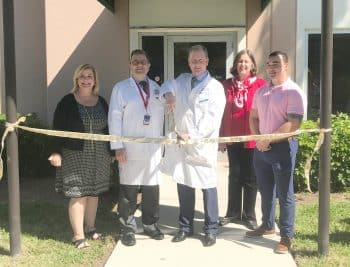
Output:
top-left (97, 0), bottom-right (115, 13)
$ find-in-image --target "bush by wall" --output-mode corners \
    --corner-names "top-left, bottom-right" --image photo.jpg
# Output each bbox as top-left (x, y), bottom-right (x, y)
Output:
top-left (0, 113), bottom-right (56, 178)
top-left (295, 113), bottom-right (350, 192)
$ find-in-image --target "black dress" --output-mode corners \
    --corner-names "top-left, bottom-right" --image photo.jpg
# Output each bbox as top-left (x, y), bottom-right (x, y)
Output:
top-left (55, 100), bottom-right (110, 197)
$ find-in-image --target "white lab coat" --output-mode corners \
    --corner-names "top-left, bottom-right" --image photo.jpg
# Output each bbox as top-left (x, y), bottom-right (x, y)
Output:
top-left (108, 77), bottom-right (164, 185)
top-left (161, 73), bottom-right (226, 189)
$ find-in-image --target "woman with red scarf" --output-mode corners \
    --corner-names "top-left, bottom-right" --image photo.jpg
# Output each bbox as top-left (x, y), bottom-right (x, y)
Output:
top-left (219, 49), bottom-right (265, 230)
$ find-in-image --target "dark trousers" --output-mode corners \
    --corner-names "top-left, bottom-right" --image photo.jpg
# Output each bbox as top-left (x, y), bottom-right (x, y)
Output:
top-left (226, 143), bottom-right (257, 221)
top-left (177, 183), bottom-right (219, 234)
top-left (253, 139), bottom-right (298, 238)
top-left (117, 184), bottom-right (160, 232)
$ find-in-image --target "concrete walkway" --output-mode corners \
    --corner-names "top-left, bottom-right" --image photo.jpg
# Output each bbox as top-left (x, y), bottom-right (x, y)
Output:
top-left (105, 152), bottom-right (296, 267)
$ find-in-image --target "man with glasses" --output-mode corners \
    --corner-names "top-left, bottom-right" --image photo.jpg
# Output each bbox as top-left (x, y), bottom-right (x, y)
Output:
top-left (163, 45), bottom-right (225, 246)
top-left (108, 49), bottom-right (165, 246)
top-left (247, 51), bottom-right (306, 254)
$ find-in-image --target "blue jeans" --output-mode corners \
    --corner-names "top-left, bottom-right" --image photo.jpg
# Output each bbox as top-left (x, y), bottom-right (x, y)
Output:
top-left (253, 139), bottom-right (298, 238)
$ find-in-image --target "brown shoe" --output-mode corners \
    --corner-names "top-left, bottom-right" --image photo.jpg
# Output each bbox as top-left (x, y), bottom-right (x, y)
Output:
top-left (275, 237), bottom-right (292, 254)
top-left (246, 225), bottom-right (275, 237)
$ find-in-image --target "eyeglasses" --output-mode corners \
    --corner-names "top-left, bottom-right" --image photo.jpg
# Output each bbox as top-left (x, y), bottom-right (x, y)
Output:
top-left (131, 60), bottom-right (149, 66)
top-left (189, 59), bottom-right (207, 65)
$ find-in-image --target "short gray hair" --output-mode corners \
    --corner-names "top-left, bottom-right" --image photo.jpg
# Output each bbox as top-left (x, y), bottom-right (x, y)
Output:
top-left (188, 45), bottom-right (208, 58)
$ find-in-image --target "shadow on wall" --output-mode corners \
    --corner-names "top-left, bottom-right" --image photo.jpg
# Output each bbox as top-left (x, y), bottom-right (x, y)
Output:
top-left (245, 0), bottom-right (272, 78)
top-left (47, 7), bottom-right (129, 126)
top-left (11, 0), bottom-right (47, 120)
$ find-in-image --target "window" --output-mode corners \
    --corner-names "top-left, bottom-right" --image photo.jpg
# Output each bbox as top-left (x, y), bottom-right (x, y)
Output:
top-left (308, 34), bottom-right (350, 119)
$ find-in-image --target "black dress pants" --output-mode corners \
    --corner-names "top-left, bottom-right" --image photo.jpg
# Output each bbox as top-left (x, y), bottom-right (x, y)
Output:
top-left (117, 184), bottom-right (160, 232)
top-left (177, 183), bottom-right (219, 234)
top-left (225, 143), bottom-right (257, 221)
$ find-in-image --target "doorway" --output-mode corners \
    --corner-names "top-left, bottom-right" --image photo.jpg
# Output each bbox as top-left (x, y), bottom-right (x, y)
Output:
top-left (136, 30), bottom-right (238, 84)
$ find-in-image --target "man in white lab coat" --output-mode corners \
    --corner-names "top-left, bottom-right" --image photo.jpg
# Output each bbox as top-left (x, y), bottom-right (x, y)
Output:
top-left (108, 49), bottom-right (165, 246)
top-left (163, 45), bottom-right (226, 246)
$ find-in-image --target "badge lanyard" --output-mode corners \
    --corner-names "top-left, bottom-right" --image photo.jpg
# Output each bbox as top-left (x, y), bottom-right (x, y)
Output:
top-left (134, 79), bottom-right (151, 125)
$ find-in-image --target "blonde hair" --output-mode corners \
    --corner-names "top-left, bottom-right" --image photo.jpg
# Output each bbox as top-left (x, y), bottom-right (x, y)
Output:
top-left (71, 64), bottom-right (99, 95)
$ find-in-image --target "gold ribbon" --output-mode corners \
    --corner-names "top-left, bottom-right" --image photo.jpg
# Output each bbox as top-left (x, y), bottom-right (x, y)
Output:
top-left (303, 128), bottom-right (331, 192)
top-left (0, 115), bottom-right (332, 188)
top-left (14, 126), bottom-right (325, 144)
top-left (0, 116), bottom-right (27, 180)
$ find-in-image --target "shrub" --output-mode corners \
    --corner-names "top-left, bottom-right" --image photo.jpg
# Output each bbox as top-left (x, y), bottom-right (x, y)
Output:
top-left (295, 113), bottom-right (350, 192)
top-left (18, 114), bottom-right (56, 178)
top-left (0, 113), bottom-right (56, 178)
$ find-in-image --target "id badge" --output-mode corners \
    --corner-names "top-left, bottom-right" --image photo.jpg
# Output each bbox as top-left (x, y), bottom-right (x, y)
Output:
top-left (143, 114), bottom-right (151, 125)
top-left (154, 88), bottom-right (160, 99)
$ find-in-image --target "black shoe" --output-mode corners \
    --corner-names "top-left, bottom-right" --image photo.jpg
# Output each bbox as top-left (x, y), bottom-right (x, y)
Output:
top-left (121, 231), bottom-right (136, 246)
top-left (172, 230), bottom-right (192, 242)
top-left (219, 217), bottom-right (231, 226)
top-left (219, 216), bottom-right (241, 226)
top-left (203, 233), bottom-right (216, 247)
top-left (144, 224), bottom-right (164, 240)
top-left (243, 219), bottom-right (258, 230)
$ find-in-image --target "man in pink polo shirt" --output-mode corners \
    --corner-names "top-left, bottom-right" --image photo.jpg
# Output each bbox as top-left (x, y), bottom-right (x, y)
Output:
top-left (246, 51), bottom-right (306, 254)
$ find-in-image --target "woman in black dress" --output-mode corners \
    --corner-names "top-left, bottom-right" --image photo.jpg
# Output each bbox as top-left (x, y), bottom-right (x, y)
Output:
top-left (49, 64), bottom-right (110, 248)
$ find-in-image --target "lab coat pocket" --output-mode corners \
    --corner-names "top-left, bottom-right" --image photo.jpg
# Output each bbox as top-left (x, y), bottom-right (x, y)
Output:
top-left (196, 93), bottom-right (209, 112)
top-left (184, 144), bottom-right (212, 168)
top-left (124, 142), bottom-right (147, 160)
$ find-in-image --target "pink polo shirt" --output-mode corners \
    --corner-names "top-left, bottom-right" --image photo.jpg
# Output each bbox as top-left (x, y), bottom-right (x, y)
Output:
top-left (252, 78), bottom-right (305, 134)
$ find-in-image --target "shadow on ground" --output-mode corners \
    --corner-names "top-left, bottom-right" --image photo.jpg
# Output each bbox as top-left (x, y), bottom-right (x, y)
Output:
top-left (0, 176), bottom-right (119, 256)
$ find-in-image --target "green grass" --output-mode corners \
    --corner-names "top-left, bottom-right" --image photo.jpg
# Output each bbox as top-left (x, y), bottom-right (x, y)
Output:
top-left (0, 196), bottom-right (117, 267)
top-left (293, 193), bottom-right (350, 267)
top-left (1, 186), bottom-right (349, 267)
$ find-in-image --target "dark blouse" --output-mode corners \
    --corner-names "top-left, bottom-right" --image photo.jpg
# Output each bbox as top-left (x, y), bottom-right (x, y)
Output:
top-left (52, 93), bottom-right (109, 153)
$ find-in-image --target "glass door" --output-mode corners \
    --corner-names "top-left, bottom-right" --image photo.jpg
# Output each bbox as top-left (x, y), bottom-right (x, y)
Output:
top-left (142, 36), bottom-right (164, 85)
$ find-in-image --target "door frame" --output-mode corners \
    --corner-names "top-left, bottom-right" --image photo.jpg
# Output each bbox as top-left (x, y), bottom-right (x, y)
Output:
top-left (130, 28), bottom-right (246, 80)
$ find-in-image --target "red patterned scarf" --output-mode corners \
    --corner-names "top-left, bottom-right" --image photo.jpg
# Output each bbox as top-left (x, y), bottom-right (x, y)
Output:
top-left (229, 75), bottom-right (256, 110)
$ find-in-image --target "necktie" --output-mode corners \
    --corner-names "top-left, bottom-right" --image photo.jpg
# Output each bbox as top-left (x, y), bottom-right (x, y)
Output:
top-left (139, 81), bottom-right (149, 95)
top-left (191, 77), bottom-right (197, 89)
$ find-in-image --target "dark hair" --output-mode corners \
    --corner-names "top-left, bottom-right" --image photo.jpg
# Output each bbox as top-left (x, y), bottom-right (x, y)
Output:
top-left (268, 51), bottom-right (288, 63)
top-left (130, 49), bottom-right (150, 63)
top-left (188, 44), bottom-right (208, 58)
top-left (230, 49), bottom-right (257, 77)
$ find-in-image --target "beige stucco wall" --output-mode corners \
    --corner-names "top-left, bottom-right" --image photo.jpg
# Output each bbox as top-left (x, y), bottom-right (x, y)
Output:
top-left (45, 0), bottom-right (129, 124)
top-left (13, 0), bottom-right (47, 120)
top-left (1, 1), bottom-right (48, 118)
top-left (246, 0), bottom-right (271, 78)
top-left (271, 0), bottom-right (296, 78)
top-left (130, 0), bottom-right (245, 28)
top-left (246, 0), bottom-right (297, 80)
top-left (2, 0), bottom-right (302, 123)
